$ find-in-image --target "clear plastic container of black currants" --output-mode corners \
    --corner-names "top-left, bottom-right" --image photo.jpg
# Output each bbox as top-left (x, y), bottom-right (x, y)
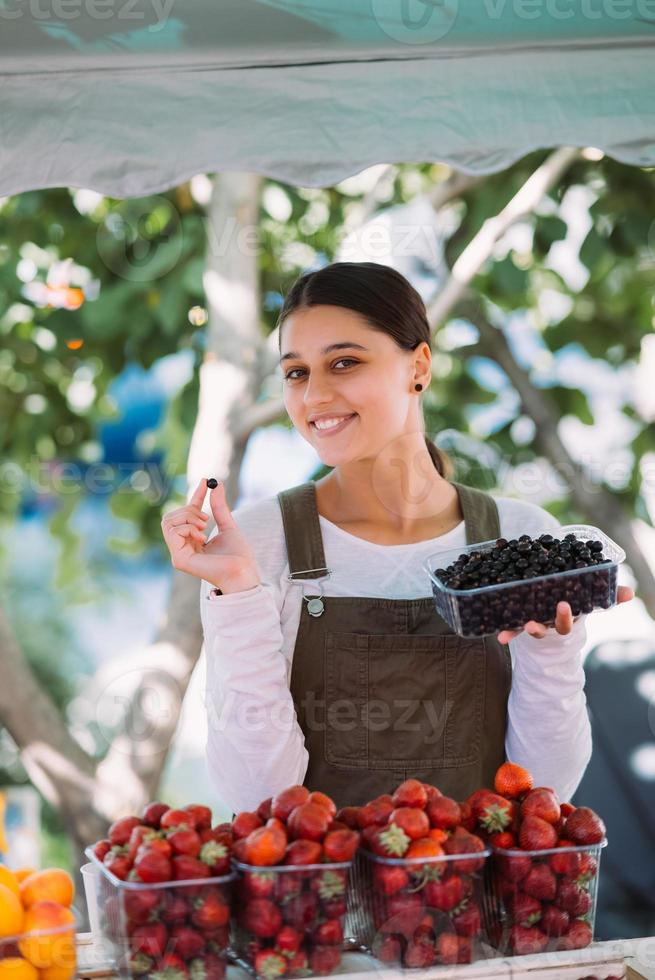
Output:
top-left (424, 525), bottom-right (625, 638)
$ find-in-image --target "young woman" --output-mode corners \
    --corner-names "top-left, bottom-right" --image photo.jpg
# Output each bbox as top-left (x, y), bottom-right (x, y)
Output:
top-left (162, 261), bottom-right (633, 815)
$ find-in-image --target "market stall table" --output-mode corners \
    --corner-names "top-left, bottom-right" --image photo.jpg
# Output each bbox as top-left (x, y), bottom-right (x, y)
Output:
top-left (75, 932), bottom-right (655, 980)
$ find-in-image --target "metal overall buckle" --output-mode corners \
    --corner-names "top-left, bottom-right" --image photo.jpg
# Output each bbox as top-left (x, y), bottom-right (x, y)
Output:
top-left (286, 567), bottom-right (332, 617)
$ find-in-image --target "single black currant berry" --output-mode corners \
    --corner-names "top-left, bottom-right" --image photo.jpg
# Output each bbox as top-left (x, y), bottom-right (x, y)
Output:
top-left (206, 478), bottom-right (218, 489)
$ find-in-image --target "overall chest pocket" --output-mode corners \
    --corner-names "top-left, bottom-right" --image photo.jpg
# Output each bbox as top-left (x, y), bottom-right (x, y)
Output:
top-left (324, 631), bottom-right (486, 771)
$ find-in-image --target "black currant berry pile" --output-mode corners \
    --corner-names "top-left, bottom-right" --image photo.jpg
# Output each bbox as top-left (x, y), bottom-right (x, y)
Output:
top-left (430, 532), bottom-right (617, 637)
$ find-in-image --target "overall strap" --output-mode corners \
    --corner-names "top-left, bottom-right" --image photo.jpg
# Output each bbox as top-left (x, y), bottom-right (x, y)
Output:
top-left (452, 481), bottom-right (501, 545)
top-left (277, 482), bottom-right (329, 581)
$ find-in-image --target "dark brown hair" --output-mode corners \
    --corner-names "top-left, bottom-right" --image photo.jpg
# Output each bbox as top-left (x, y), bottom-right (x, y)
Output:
top-left (277, 261), bottom-right (453, 477)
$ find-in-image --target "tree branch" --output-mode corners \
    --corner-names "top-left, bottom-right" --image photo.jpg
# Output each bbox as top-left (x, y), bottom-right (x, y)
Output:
top-left (427, 147), bottom-right (583, 329)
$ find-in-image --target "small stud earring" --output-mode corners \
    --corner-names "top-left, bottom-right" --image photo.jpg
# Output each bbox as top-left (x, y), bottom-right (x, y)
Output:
top-left (415, 383), bottom-right (423, 392)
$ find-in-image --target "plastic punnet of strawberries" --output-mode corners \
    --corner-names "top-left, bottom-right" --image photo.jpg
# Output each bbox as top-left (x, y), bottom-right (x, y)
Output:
top-left (340, 778), bottom-right (490, 969)
top-left (470, 762), bottom-right (608, 957)
top-left (231, 786), bottom-right (361, 979)
top-left (87, 801), bottom-right (234, 980)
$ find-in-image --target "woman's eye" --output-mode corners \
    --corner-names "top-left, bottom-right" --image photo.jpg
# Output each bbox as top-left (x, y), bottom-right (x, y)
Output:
top-left (283, 358), bottom-right (358, 381)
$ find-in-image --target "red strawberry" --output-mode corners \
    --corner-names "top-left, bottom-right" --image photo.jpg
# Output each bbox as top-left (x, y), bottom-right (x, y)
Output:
top-left (489, 830), bottom-right (516, 849)
top-left (494, 762), bottom-right (534, 799)
top-left (256, 798), bottom-right (272, 822)
top-left (274, 926), bottom-right (302, 955)
top-left (168, 828), bottom-right (202, 857)
top-left (241, 899), bottom-right (283, 938)
top-left (130, 922), bottom-right (169, 958)
top-left (188, 953), bottom-right (226, 980)
top-left (391, 779), bottom-right (428, 809)
top-left (244, 824), bottom-right (287, 866)
top-left (124, 888), bottom-right (161, 925)
top-left (322, 896), bottom-right (347, 918)
top-left (557, 880), bottom-right (592, 916)
top-left (275, 873), bottom-right (302, 903)
top-left (307, 791), bottom-right (337, 819)
top-left (127, 825), bottom-right (157, 865)
top-left (523, 863), bottom-right (557, 901)
top-left (242, 871), bottom-right (275, 899)
top-left (369, 824), bottom-right (410, 858)
top-left (271, 786), bottom-right (310, 822)
top-left (498, 852), bottom-right (532, 881)
top-left (141, 802), bottom-right (170, 829)
top-left (161, 809), bottom-right (195, 831)
top-left (184, 805), bottom-right (212, 832)
top-left (403, 940), bottom-right (435, 968)
top-left (424, 874), bottom-right (463, 911)
top-left (560, 802), bottom-right (575, 818)
top-left (109, 816), bottom-right (142, 846)
top-left (426, 796), bottom-right (461, 831)
top-left (285, 951), bottom-right (308, 976)
top-left (312, 919), bottom-right (343, 946)
top-left (92, 839), bottom-right (111, 862)
top-left (521, 788), bottom-right (561, 825)
top-left (335, 807), bottom-right (360, 829)
top-left (564, 806), bottom-right (606, 845)
top-left (283, 839), bottom-right (322, 866)
top-left (541, 905), bottom-right (570, 937)
top-left (356, 798), bottom-right (394, 828)
top-left (452, 900), bottom-right (481, 936)
top-left (151, 953), bottom-right (188, 980)
top-left (161, 891), bottom-right (188, 925)
top-left (170, 926), bottom-right (205, 960)
top-left (287, 803), bottom-right (331, 842)
top-left (556, 919), bottom-right (592, 950)
top-left (435, 932), bottom-right (471, 965)
top-left (548, 840), bottom-right (581, 876)
top-left (308, 946), bottom-right (341, 976)
top-left (373, 864), bottom-right (409, 896)
top-left (232, 812), bottom-right (263, 840)
top-left (458, 799), bottom-right (476, 832)
top-left (371, 934), bottom-right (402, 963)
top-left (199, 841), bottom-right (231, 876)
top-left (519, 815), bottom-right (558, 851)
top-left (509, 925), bottom-right (548, 955)
top-left (388, 807), bottom-right (429, 841)
top-left (104, 846), bottom-right (131, 880)
top-left (190, 889), bottom-right (230, 930)
top-left (172, 855), bottom-right (211, 880)
top-left (577, 852), bottom-right (599, 880)
top-left (312, 868), bottom-right (347, 900)
top-left (423, 783), bottom-right (442, 803)
top-left (510, 893), bottom-right (542, 927)
top-left (474, 793), bottom-right (514, 834)
top-left (253, 950), bottom-right (287, 980)
top-left (282, 891), bottom-right (318, 930)
top-left (322, 828), bottom-right (360, 862)
top-left (442, 827), bottom-right (487, 873)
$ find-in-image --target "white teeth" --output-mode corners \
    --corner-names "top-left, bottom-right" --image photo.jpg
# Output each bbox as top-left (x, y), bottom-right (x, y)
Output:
top-left (313, 415), bottom-right (352, 430)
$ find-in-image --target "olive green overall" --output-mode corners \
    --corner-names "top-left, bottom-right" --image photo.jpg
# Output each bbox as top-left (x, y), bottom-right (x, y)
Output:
top-left (276, 480), bottom-right (512, 807)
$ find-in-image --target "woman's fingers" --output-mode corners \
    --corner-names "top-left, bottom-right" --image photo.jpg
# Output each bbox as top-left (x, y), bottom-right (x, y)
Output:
top-left (189, 478), bottom-right (210, 509)
top-left (209, 481), bottom-right (237, 532)
top-left (164, 522), bottom-right (206, 546)
top-left (496, 590), bottom-right (634, 645)
top-left (617, 585), bottom-right (635, 604)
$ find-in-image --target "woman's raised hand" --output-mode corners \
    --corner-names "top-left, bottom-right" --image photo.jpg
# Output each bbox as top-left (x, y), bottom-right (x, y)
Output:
top-left (496, 585), bottom-right (635, 645)
top-left (161, 478), bottom-right (262, 594)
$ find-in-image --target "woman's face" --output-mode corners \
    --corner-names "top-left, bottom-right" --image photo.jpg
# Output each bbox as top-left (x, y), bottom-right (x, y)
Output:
top-left (280, 304), bottom-right (423, 466)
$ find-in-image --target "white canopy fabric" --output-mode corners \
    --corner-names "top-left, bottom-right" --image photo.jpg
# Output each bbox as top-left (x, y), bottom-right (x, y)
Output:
top-left (2, 0), bottom-right (654, 197)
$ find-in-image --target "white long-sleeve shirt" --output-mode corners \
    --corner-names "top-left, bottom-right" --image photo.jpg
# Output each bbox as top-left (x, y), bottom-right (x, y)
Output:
top-left (200, 492), bottom-right (592, 814)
